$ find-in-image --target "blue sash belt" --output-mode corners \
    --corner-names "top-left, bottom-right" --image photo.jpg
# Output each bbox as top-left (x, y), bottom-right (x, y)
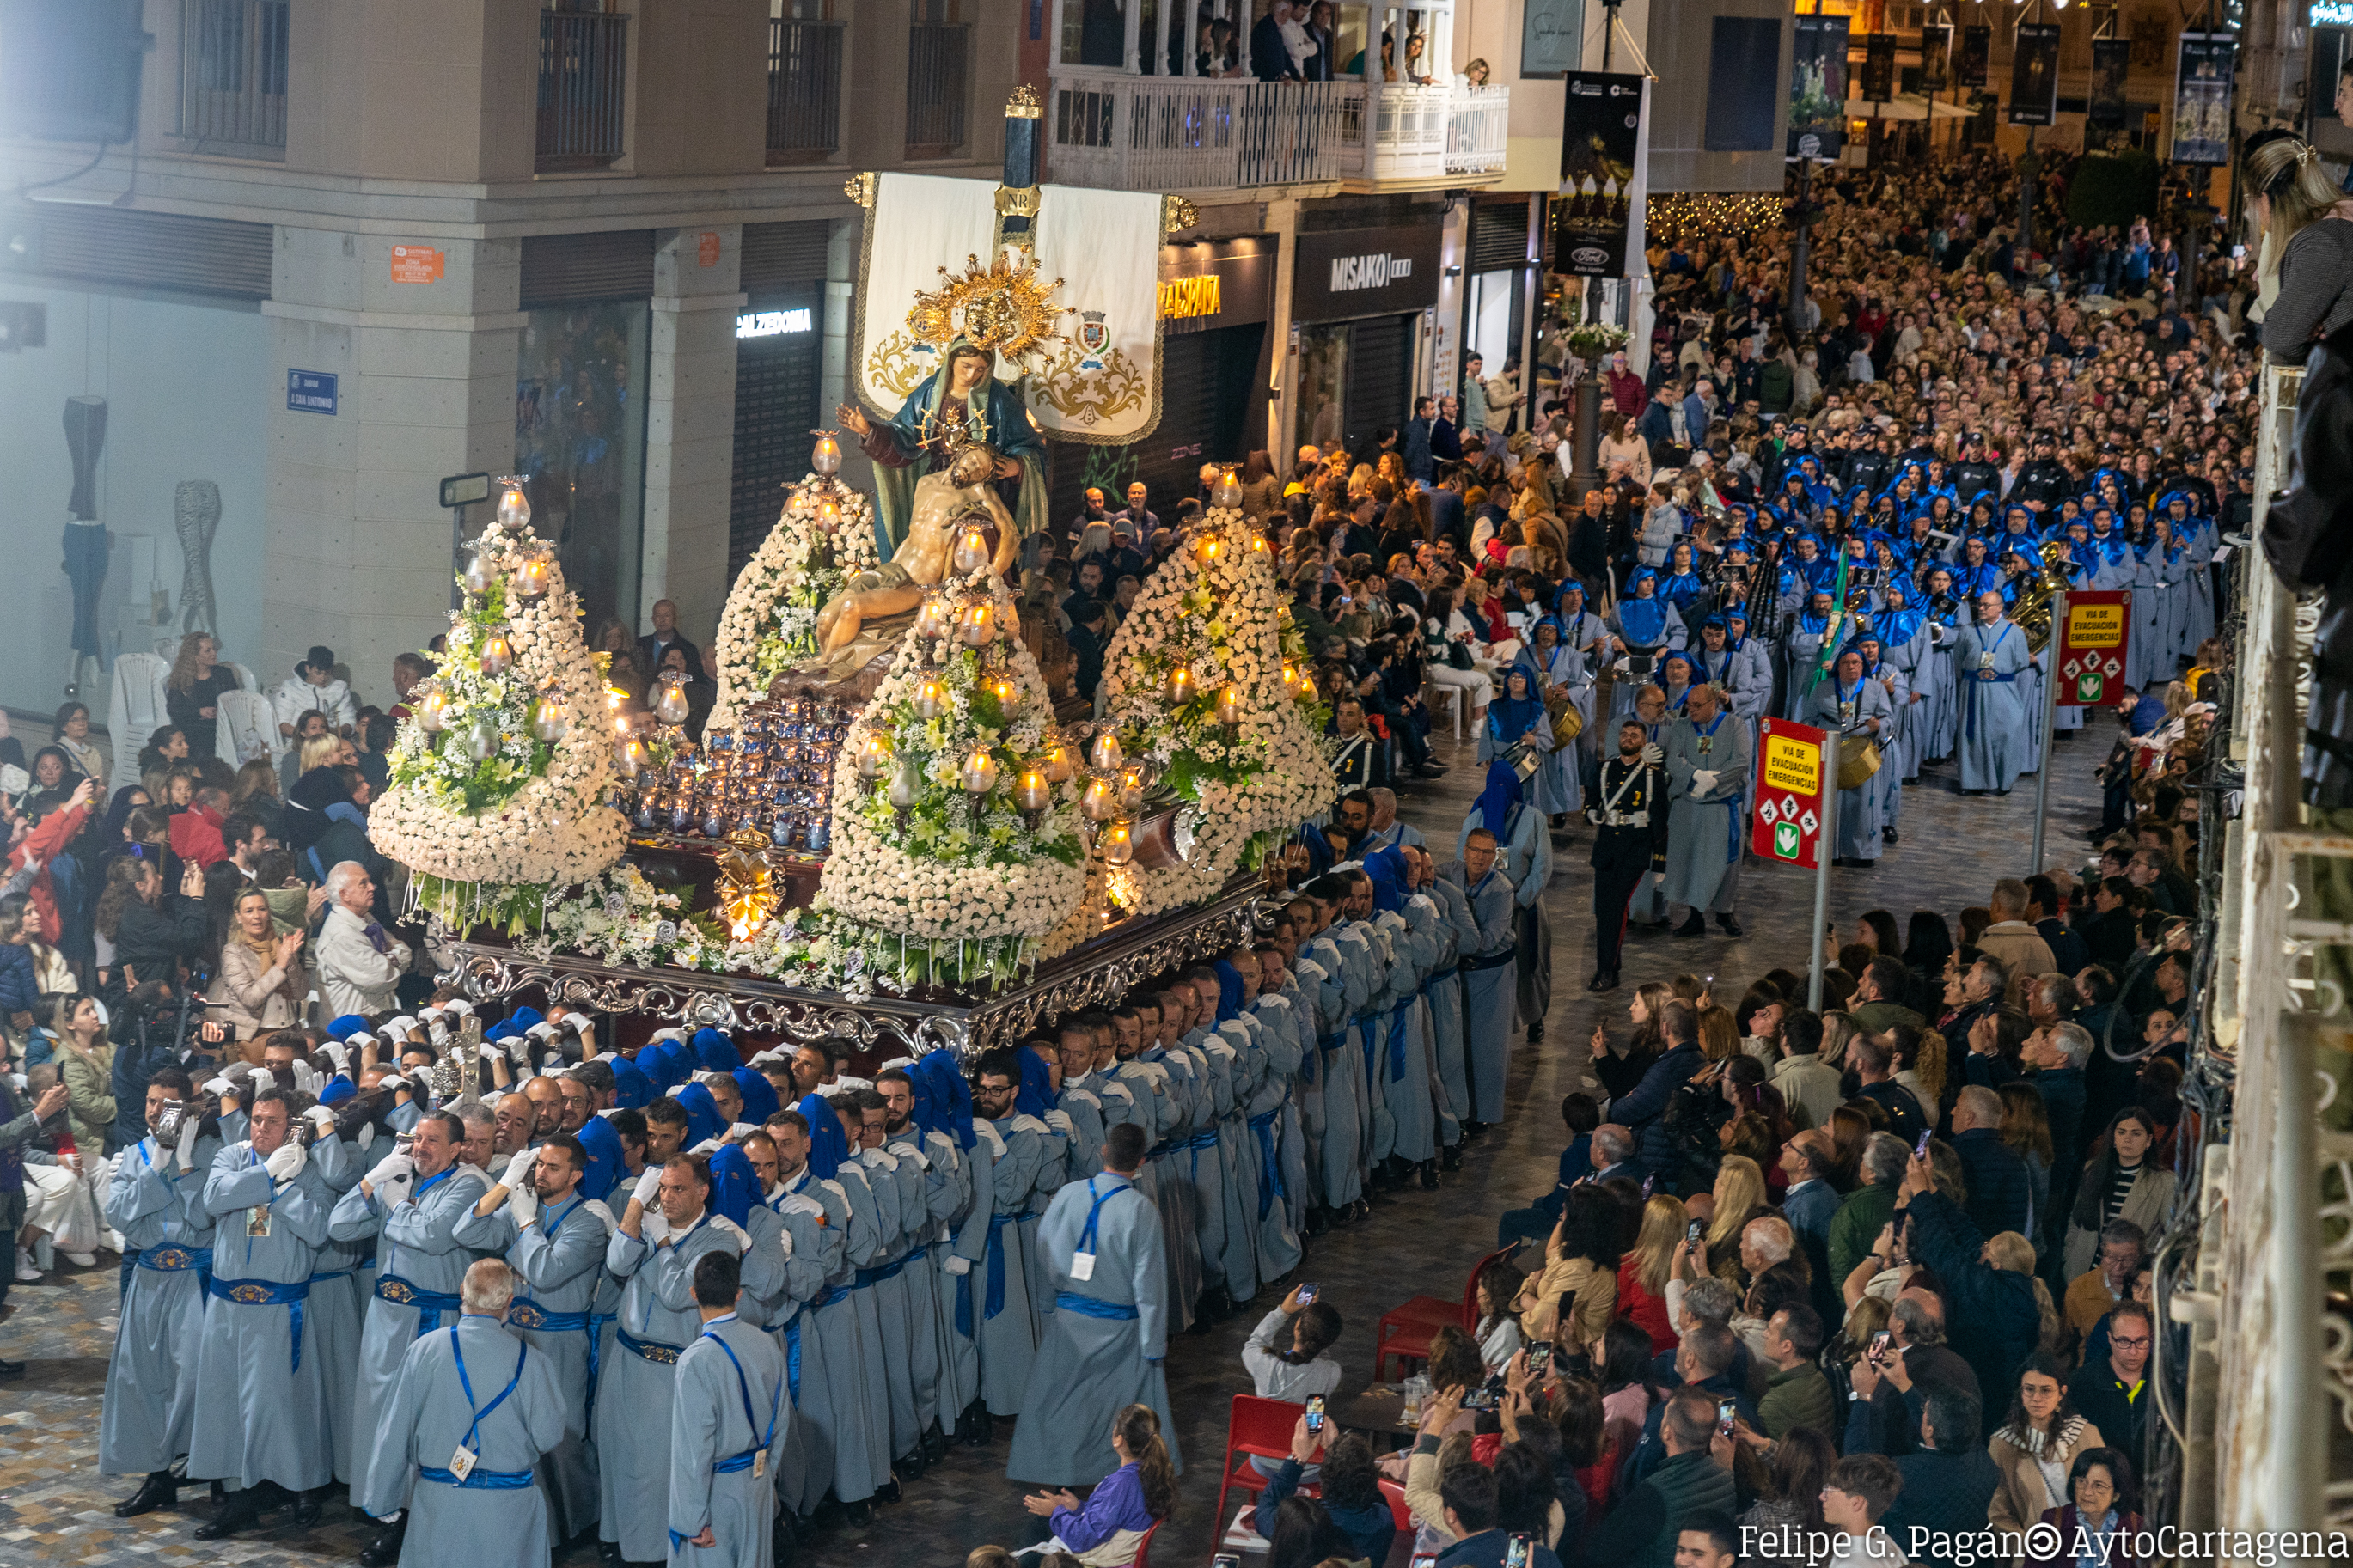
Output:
top-left (712, 1448), bottom-right (762, 1474)
top-left (208, 1275), bottom-right (309, 1372)
top-left (1248, 1108), bottom-right (1286, 1220)
top-left (139, 1243), bottom-right (211, 1272)
top-left (853, 1259), bottom-right (905, 1288)
top-left (817, 1284), bottom-right (852, 1309)
top-left (1386, 1002), bottom-right (1413, 1083)
top-left (507, 1299), bottom-right (592, 1333)
top-left (1308, 1028), bottom-right (1345, 1085)
top-left (1055, 1291), bottom-right (1140, 1320)
top-left (586, 1311), bottom-right (614, 1419)
top-left (618, 1327), bottom-right (684, 1365)
top-left (982, 1211), bottom-right (1017, 1323)
top-left (767, 1310), bottom-right (804, 1404)
top-left (375, 1273), bottom-right (463, 1337)
top-left (1459, 949), bottom-right (1516, 973)
top-left (419, 1464), bottom-right (535, 1489)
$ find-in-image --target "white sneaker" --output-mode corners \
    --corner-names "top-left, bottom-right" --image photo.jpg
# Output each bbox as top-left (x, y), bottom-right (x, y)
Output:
top-left (14, 1249), bottom-right (39, 1284)
top-left (63, 1251), bottom-right (97, 1268)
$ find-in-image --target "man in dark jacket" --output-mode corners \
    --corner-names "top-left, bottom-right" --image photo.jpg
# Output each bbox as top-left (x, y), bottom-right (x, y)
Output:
top-left (2024, 1023), bottom-right (2093, 1267)
top-left (1248, 5), bottom-right (1297, 80)
top-left (2066, 1297), bottom-right (2154, 1457)
top-left (1948, 1086), bottom-right (2032, 1238)
top-left (1882, 1389), bottom-right (2003, 1568)
top-left (1899, 1162), bottom-right (2044, 1406)
top-left (1431, 1461), bottom-right (1565, 1568)
top-left (1404, 397), bottom-right (1436, 484)
top-left (1604, 999), bottom-right (1707, 1187)
top-left (1582, 1388), bottom-right (1738, 1568)
top-left (2026, 876), bottom-right (2090, 974)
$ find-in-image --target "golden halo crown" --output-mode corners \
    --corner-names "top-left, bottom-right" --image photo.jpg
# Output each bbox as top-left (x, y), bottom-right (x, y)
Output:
top-left (906, 249), bottom-right (1069, 365)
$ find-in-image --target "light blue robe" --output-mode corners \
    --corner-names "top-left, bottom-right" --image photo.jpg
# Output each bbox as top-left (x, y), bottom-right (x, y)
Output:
top-left (307, 1132), bottom-right (372, 1484)
top-left (1953, 618), bottom-right (2033, 794)
top-left (1806, 674), bottom-right (1896, 857)
top-left (1422, 877), bottom-right (1476, 1140)
top-left (357, 1315), bottom-right (571, 1568)
top-left (1244, 996), bottom-right (1307, 1277)
top-left (752, 1181), bottom-right (838, 1516)
top-left (667, 1315), bottom-right (789, 1568)
top-left (594, 1211), bottom-right (755, 1561)
top-left (1002, 1173), bottom-right (1180, 1486)
top-left (101, 1131), bottom-right (221, 1477)
top-left (1659, 711), bottom-right (1751, 915)
top-left (978, 1115), bottom-right (1042, 1414)
top-left (1440, 861), bottom-right (1517, 1124)
top-left (824, 1158), bottom-right (896, 1493)
top-left (186, 1142), bottom-right (339, 1492)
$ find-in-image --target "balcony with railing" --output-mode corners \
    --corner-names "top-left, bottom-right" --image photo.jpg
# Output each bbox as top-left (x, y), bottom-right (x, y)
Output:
top-left (177, 0), bottom-right (290, 157)
top-left (767, 15), bottom-right (845, 162)
top-left (538, 9), bottom-right (629, 172)
top-left (1445, 83), bottom-right (1508, 175)
top-left (907, 21), bottom-right (971, 158)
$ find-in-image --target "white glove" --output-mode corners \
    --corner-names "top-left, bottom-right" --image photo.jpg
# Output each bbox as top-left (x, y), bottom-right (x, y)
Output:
top-left (725, 1122), bottom-right (758, 1143)
top-left (504, 1034), bottom-right (532, 1065)
top-left (641, 1208), bottom-right (671, 1245)
top-left (366, 1151), bottom-right (416, 1188)
top-left (174, 1116), bottom-right (202, 1174)
top-left (358, 1123), bottom-right (376, 1152)
top-left (265, 1140), bottom-right (307, 1182)
top-left (502, 1147), bottom-right (536, 1187)
top-left (943, 1255), bottom-right (972, 1276)
top-left (1045, 1110), bottom-right (1074, 1136)
top-left (775, 1226), bottom-right (793, 1259)
top-left (1691, 769), bottom-right (1720, 794)
top-left (203, 1077), bottom-right (233, 1096)
top-left (303, 1105), bottom-right (338, 1133)
top-left (318, 1042), bottom-right (351, 1075)
top-left (454, 1162), bottom-right (491, 1191)
top-left (509, 1181), bottom-right (540, 1226)
top-left (633, 1167), bottom-right (664, 1207)
top-left (1641, 741), bottom-right (1664, 766)
top-left (688, 1137), bottom-right (724, 1157)
top-left (527, 1020), bottom-right (559, 1045)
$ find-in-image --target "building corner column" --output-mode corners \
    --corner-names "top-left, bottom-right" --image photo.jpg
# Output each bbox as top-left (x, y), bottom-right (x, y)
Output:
top-left (645, 225), bottom-right (747, 643)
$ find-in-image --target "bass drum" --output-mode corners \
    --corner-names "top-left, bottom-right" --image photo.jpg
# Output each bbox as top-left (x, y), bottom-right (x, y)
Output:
top-left (1836, 735), bottom-right (1883, 791)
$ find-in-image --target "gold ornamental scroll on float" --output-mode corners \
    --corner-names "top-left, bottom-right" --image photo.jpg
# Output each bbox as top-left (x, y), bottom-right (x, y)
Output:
top-left (850, 171), bottom-right (1172, 445)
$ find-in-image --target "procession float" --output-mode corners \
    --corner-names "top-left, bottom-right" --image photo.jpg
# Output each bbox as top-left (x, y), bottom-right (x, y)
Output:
top-left (395, 107), bottom-right (1332, 1064)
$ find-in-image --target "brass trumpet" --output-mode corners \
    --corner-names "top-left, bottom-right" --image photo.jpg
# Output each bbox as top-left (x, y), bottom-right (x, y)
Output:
top-left (2010, 539), bottom-right (2074, 655)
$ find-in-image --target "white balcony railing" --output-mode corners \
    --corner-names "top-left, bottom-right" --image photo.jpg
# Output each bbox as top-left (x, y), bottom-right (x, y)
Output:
top-left (1045, 71), bottom-right (1506, 192)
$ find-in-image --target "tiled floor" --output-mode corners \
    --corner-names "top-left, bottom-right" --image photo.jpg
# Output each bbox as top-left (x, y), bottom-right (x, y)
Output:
top-left (0, 720), bottom-right (2106, 1567)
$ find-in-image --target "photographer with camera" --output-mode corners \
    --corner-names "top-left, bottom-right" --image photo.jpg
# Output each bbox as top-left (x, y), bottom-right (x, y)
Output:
top-left (0, 1058), bottom-right (72, 1346)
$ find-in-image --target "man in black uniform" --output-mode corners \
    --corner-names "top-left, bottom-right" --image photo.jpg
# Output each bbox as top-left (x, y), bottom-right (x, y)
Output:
top-left (1950, 433), bottom-right (2002, 509)
top-left (1586, 717), bottom-right (1671, 993)
top-left (2014, 433), bottom-right (2074, 510)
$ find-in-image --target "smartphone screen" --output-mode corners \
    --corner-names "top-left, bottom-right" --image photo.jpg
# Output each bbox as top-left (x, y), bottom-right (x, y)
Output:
top-left (1914, 1127), bottom-right (1933, 1159)
top-left (1215, 1557), bottom-right (1244, 1568)
top-left (1412, 1557), bottom-right (1440, 1568)
top-left (1505, 1534), bottom-right (1533, 1568)
top-left (1718, 1399), bottom-right (1738, 1436)
top-left (1869, 1330), bottom-right (1892, 1364)
top-left (1685, 1218), bottom-right (1704, 1248)
top-left (1298, 1283), bottom-right (1318, 1305)
top-left (1528, 1343), bottom-right (1552, 1376)
top-left (1305, 1394), bottom-right (1325, 1434)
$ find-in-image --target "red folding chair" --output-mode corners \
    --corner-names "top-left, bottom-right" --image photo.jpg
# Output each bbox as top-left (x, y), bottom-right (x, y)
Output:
top-left (1374, 1242), bottom-right (1521, 1382)
top-left (1127, 1516), bottom-right (1161, 1567)
top-left (1378, 1475), bottom-right (1415, 1534)
top-left (1211, 1394), bottom-right (1310, 1540)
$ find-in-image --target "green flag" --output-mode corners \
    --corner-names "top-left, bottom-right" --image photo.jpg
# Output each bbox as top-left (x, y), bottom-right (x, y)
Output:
top-left (1801, 547), bottom-right (1850, 699)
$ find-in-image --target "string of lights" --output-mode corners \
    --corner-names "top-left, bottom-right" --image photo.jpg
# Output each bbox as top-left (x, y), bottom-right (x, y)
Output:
top-left (1644, 191), bottom-right (1790, 241)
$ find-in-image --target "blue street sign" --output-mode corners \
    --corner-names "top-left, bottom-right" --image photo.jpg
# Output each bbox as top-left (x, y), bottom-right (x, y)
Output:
top-left (287, 369), bottom-right (338, 415)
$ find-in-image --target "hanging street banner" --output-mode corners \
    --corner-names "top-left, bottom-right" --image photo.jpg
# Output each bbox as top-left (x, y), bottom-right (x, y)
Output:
top-left (2171, 33), bottom-right (2238, 164)
top-left (1957, 24), bottom-right (1989, 87)
top-left (1921, 23), bottom-right (1951, 92)
top-left (2057, 591), bottom-right (2132, 706)
top-left (2088, 39), bottom-right (2131, 130)
top-left (1861, 35), bottom-right (1897, 102)
top-left (2010, 24), bottom-right (2061, 125)
top-left (1788, 13), bottom-right (1851, 160)
top-left (1556, 71), bottom-right (1647, 278)
top-left (1753, 717), bottom-right (1828, 869)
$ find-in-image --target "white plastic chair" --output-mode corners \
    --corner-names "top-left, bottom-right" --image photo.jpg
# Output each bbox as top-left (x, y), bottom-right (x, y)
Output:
top-left (109, 652), bottom-right (169, 793)
top-left (1426, 678), bottom-right (1465, 742)
top-left (216, 688), bottom-right (281, 766)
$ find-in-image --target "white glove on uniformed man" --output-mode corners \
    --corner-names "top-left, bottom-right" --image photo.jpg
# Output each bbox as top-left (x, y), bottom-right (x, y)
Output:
top-left (943, 1254), bottom-right (972, 1276)
top-left (367, 1150), bottom-right (417, 1205)
top-left (501, 1146), bottom-right (536, 1188)
top-left (174, 1116), bottom-right (203, 1174)
top-left (1641, 741), bottom-right (1665, 767)
top-left (632, 1166), bottom-right (664, 1207)
top-left (264, 1139), bottom-right (307, 1183)
top-left (1691, 769), bottom-right (1720, 794)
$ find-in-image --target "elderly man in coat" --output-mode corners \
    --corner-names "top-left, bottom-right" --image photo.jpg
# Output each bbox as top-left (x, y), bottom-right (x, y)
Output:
top-left (1954, 589), bottom-right (2035, 796)
top-left (1659, 681), bottom-right (1753, 938)
top-left (316, 860), bottom-right (410, 1017)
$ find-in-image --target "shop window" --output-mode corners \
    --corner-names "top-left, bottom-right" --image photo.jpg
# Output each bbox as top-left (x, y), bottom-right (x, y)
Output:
top-left (516, 302), bottom-right (650, 639)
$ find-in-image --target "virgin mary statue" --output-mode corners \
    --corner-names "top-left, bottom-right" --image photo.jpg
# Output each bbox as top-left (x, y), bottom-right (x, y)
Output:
top-left (836, 338), bottom-right (1048, 555)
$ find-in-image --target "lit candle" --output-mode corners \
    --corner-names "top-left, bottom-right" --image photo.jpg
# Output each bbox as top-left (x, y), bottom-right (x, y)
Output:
top-left (816, 497), bottom-right (841, 528)
top-left (914, 597), bottom-right (948, 639)
top-left (532, 699), bottom-right (568, 742)
top-left (1280, 662), bottom-right (1299, 690)
top-left (478, 634), bottom-right (512, 676)
top-left (960, 748), bottom-right (999, 795)
top-left (857, 735), bottom-right (889, 779)
top-left (1169, 668), bottom-right (1191, 703)
top-left (1102, 819), bottom-right (1134, 865)
top-left (1043, 744), bottom-right (1074, 783)
top-left (1088, 731), bottom-right (1124, 772)
top-left (952, 528), bottom-right (991, 575)
top-left (1081, 777), bottom-right (1116, 821)
top-left (1250, 534), bottom-right (1269, 553)
top-left (1197, 534), bottom-right (1223, 564)
top-left (914, 678), bottom-right (946, 720)
top-left (654, 676), bottom-right (690, 725)
top-left (812, 430), bottom-right (842, 476)
top-left (461, 546), bottom-right (497, 596)
top-left (617, 738), bottom-right (645, 778)
top-left (417, 689), bottom-right (449, 732)
top-left (1216, 685), bottom-right (1244, 728)
top-left (1213, 467), bottom-right (1243, 508)
top-left (1014, 768), bottom-right (1050, 814)
top-left (961, 603), bottom-right (993, 648)
top-left (495, 479), bottom-right (531, 529)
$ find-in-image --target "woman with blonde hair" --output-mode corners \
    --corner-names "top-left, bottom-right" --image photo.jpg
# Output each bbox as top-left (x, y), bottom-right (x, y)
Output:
top-left (1696, 1005), bottom-right (1741, 1065)
top-left (1616, 1193), bottom-right (1689, 1351)
top-left (208, 885), bottom-right (307, 1052)
top-left (1818, 1010), bottom-right (1861, 1073)
top-left (1702, 1154), bottom-right (1768, 1278)
top-left (162, 631), bottom-right (240, 760)
top-left (2253, 137), bottom-right (2353, 363)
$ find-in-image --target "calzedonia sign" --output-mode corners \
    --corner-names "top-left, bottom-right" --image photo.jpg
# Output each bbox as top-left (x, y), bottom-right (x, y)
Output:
top-left (1290, 224), bottom-right (1443, 322)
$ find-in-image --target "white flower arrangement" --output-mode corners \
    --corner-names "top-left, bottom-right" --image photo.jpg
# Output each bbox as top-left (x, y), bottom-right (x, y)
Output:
top-left (372, 522), bottom-right (627, 930)
top-left (709, 475), bottom-right (881, 731)
top-left (1094, 505), bottom-right (1335, 917)
top-left (816, 565), bottom-right (1087, 947)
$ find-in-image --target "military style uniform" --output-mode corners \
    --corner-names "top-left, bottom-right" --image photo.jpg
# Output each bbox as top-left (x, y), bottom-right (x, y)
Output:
top-left (1587, 754), bottom-right (1671, 983)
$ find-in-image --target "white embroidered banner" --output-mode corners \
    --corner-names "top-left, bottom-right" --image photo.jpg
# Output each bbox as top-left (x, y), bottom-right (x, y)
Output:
top-left (853, 172), bottom-right (1164, 445)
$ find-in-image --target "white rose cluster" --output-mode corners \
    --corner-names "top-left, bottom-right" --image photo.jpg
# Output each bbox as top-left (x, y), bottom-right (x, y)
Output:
top-left (373, 524), bottom-right (627, 916)
top-left (710, 476), bottom-right (881, 730)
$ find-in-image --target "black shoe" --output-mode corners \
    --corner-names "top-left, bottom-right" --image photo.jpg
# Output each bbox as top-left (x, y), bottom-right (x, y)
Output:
top-left (1439, 1145), bottom-right (1462, 1172)
top-left (1588, 969), bottom-right (1619, 991)
top-left (1716, 915), bottom-right (1744, 937)
top-left (356, 1514), bottom-right (406, 1565)
top-left (1882, 826), bottom-right (1898, 842)
top-left (1415, 761), bottom-right (1450, 778)
top-left (290, 1490), bottom-right (322, 1528)
top-left (1327, 1200), bottom-right (1354, 1227)
top-left (1526, 1022), bottom-right (1543, 1042)
top-left (874, 1479), bottom-right (902, 1505)
top-left (895, 1449), bottom-right (926, 1483)
top-left (0, 1358), bottom-right (23, 1379)
top-left (1304, 1205), bottom-right (1331, 1235)
top-left (961, 1408), bottom-right (993, 1446)
top-left (1673, 912), bottom-right (1707, 937)
top-left (598, 1541), bottom-right (624, 1568)
top-left (116, 1473), bottom-right (179, 1517)
top-left (922, 1428), bottom-right (950, 1464)
top-left (1418, 1160), bottom-right (1440, 1191)
top-left (1350, 1199), bottom-right (1373, 1223)
top-left (197, 1489), bottom-right (263, 1543)
top-left (844, 1500), bottom-right (873, 1528)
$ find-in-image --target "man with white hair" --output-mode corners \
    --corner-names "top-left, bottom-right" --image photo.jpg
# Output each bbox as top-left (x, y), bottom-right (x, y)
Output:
top-left (356, 1257), bottom-right (571, 1568)
top-left (1658, 681), bottom-right (1752, 938)
top-left (316, 860), bottom-right (409, 1017)
top-left (1947, 1084), bottom-right (2032, 1238)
